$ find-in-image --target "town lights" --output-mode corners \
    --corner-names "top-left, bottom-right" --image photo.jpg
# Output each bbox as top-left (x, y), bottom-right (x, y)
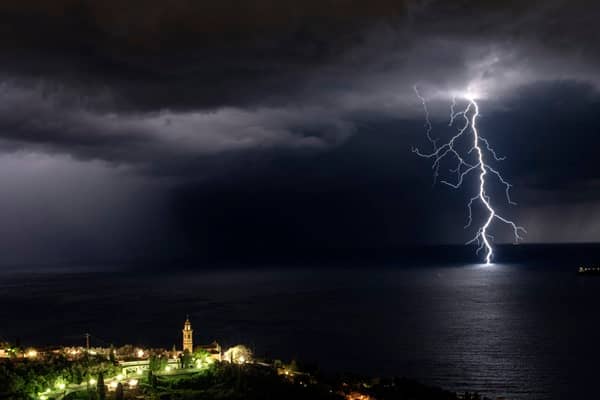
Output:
top-left (26, 349), bottom-right (38, 358)
top-left (137, 349), bottom-right (144, 358)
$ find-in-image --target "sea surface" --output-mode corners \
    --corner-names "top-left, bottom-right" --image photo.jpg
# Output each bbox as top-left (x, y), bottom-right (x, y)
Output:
top-left (1, 249), bottom-right (600, 399)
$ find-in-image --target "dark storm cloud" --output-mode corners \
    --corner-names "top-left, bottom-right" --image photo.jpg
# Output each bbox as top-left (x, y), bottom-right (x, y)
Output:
top-left (0, 81), bottom-right (351, 168)
top-left (0, 0), bottom-right (598, 169)
top-left (1, 0), bottom-right (597, 109)
top-left (0, 0), bottom-right (414, 110)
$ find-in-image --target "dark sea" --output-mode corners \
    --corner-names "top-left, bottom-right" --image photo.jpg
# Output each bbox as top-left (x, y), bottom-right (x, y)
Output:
top-left (2, 245), bottom-right (600, 400)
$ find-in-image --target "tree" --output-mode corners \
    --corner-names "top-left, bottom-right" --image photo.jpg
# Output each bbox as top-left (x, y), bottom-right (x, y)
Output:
top-left (147, 370), bottom-right (157, 389)
top-left (115, 382), bottom-right (123, 400)
top-left (149, 355), bottom-right (159, 372)
top-left (193, 348), bottom-right (210, 362)
top-left (109, 346), bottom-right (116, 364)
top-left (181, 350), bottom-right (193, 369)
top-left (71, 364), bottom-right (84, 384)
top-left (223, 345), bottom-right (252, 364)
top-left (159, 355), bottom-right (168, 371)
top-left (97, 372), bottom-right (105, 400)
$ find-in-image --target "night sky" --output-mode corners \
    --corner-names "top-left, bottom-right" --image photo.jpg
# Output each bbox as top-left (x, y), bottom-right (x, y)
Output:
top-left (0, 0), bottom-right (599, 266)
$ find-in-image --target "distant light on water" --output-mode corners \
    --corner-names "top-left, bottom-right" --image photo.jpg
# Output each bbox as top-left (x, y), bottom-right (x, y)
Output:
top-left (474, 262), bottom-right (497, 269)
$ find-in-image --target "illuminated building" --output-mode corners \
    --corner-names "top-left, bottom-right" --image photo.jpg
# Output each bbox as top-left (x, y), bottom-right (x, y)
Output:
top-left (182, 316), bottom-right (193, 353)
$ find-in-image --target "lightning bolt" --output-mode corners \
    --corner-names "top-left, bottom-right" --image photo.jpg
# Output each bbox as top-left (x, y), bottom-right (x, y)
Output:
top-left (412, 86), bottom-right (526, 264)
top-left (413, 86), bottom-right (439, 183)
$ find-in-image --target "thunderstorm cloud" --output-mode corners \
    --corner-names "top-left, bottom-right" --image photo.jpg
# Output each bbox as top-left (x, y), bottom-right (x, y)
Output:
top-left (0, 0), bottom-right (599, 264)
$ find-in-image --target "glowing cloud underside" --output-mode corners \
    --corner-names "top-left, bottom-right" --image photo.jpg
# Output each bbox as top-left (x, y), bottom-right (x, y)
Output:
top-left (413, 86), bottom-right (526, 264)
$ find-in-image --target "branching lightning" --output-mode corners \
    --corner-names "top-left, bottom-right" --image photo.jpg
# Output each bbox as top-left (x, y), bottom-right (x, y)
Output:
top-left (412, 86), bottom-right (526, 264)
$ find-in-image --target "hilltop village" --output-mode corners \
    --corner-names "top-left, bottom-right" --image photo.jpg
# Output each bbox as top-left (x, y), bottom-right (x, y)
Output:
top-left (0, 319), bottom-right (488, 400)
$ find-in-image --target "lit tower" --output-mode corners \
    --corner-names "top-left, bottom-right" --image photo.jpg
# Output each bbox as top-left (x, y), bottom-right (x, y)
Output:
top-left (182, 316), bottom-right (193, 353)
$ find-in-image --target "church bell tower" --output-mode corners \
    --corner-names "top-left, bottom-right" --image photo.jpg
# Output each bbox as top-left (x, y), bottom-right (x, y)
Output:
top-left (182, 316), bottom-right (193, 353)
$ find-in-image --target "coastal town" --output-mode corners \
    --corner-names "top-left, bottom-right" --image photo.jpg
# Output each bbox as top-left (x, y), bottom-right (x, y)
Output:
top-left (1, 317), bottom-right (235, 364)
top-left (0, 317), bottom-right (489, 400)
top-left (1, 317), bottom-right (254, 398)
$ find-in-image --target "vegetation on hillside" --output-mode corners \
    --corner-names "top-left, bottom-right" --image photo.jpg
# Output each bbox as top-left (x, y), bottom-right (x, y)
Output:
top-left (0, 354), bottom-right (119, 399)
